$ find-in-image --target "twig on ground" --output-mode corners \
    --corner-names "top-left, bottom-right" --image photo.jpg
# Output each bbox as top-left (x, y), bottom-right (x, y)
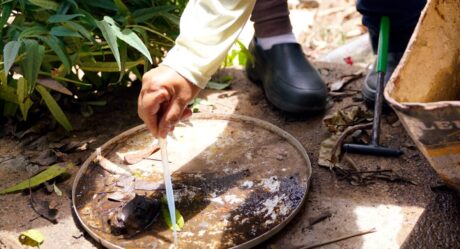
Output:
top-left (302, 211), bottom-right (333, 232)
top-left (342, 154), bottom-right (358, 171)
top-left (330, 122), bottom-right (373, 164)
top-left (297, 228), bottom-right (377, 249)
top-left (0, 157), bottom-right (14, 164)
top-left (329, 91), bottom-right (359, 97)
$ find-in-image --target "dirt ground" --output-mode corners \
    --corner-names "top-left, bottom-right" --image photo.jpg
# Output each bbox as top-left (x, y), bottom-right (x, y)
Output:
top-left (2, 62), bottom-right (460, 249)
top-left (1, 1), bottom-right (460, 249)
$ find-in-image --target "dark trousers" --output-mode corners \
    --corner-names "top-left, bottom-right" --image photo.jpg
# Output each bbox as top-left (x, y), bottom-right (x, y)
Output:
top-left (251, 0), bottom-right (427, 53)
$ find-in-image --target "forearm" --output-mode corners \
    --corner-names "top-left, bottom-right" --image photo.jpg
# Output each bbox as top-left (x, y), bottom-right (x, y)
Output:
top-left (161, 0), bottom-right (256, 89)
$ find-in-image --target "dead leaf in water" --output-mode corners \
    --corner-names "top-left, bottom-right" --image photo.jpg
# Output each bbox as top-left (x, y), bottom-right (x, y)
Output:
top-left (124, 144), bottom-right (160, 165)
top-left (109, 195), bottom-right (161, 237)
top-left (95, 148), bottom-right (132, 176)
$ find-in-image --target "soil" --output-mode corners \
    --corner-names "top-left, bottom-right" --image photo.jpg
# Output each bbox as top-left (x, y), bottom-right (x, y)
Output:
top-left (1, 62), bottom-right (460, 249)
top-left (1, 2), bottom-right (460, 249)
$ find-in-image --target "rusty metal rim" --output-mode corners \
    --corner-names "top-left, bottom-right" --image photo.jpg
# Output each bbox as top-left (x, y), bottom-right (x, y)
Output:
top-left (385, 83), bottom-right (460, 112)
top-left (385, 95), bottom-right (460, 111)
top-left (72, 113), bottom-right (312, 249)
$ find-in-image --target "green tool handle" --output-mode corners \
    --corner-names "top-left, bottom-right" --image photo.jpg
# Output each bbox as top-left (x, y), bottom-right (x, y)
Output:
top-left (377, 16), bottom-right (390, 73)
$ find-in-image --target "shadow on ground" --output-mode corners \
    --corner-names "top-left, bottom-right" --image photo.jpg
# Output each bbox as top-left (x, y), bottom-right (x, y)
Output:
top-left (1, 63), bottom-right (460, 249)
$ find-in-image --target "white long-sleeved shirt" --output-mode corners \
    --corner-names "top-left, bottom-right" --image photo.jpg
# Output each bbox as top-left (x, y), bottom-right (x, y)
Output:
top-left (161, 0), bottom-right (256, 89)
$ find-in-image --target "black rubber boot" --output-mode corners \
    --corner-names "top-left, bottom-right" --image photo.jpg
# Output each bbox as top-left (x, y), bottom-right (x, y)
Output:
top-left (362, 52), bottom-right (404, 105)
top-left (246, 38), bottom-right (327, 113)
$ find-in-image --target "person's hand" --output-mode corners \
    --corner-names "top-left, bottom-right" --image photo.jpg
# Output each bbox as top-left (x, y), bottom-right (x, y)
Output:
top-left (138, 66), bottom-right (201, 138)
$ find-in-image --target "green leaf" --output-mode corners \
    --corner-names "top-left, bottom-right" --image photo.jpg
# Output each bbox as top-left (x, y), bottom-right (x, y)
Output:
top-left (29, 0), bottom-right (59, 10)
top-left (0, 163), bottom-right (71, 194)
top-left (118, 29), bottom-right (152, 63)
top-left (132, 5), bottom-right (176, 23)
top-left (113, 0), bottom-right (129, 16)
top-left (19, 229), bottom-right (44, 247)
top-left (206, 81), bottom-right (231, 90)
top-left (36, 85), bottom-right (73, 131)
top-left (161, 205), bottom-right (185, 231)
top-left (48, 14), bottom-right (83, 23)
top-left (79, 0), bottom-right (117, 11)
top-left (223, 40), bottom-right (252, 67)
top-left (158, 13), bottom-right (180, 26)
top-left (118, 41), bottom-right (127, 82)
top-left (3, 102), bottom-right (18, 116)
top-left (18, 26), bottom-right (48, 39)
top-left (21, 40), bottom-right (45, 94)
top-left (3, 41), bottom-right (22, 77)
top-left (236, 40), bottom-right (253, 65)
top-left (56, 1), bottom-right (72, 15)
top-left (50, 26), bottom-right (82, 38)
top-left (103, 16), bottom-right (152, 64)
top-left (207, 75), bottom-right (233, 90)
top-left (63, 0), bottom-right (78, 8)
top-left (17, 77), bottom-right (33, 120)
top-left (220, 75), bottom-right (234, 82)
top-left (63, 21), bottom-right (94, 42)
top-left (79, 59), bottom-right (143, 72)
top-left (189, 98), bottom-right (210, 113)
top-left (0, 3), bottom-right (12, 36)
top-left (0, 85), bottom-right (18, 104)
top-left (96, 18), bottom-right (121, 70)
top-left (38, 35), bottom-right (71, 71)
top-left (0, 70), bottom-right (6, 85)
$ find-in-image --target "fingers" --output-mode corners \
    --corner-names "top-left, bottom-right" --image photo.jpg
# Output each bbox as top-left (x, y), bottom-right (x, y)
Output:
top-left (181, 108), bottom-right (192, 120)
top-left (158, 99), bottom-right (187, 138)
top-left (138, 66), bottom-right (201, 138)
top-left (138, 88), bottom-right (169, 137)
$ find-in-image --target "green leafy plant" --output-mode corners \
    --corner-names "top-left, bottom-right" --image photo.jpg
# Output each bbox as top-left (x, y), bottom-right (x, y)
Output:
top-left (222, 39), bottom-right (253, 67)
top-left (206, 74), bottom-right (233, 90)
top-left (0, 0), bottom-right (185, 130)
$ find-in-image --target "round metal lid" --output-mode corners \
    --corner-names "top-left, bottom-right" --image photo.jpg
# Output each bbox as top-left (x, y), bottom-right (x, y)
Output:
top-left (72, 113), bottom-right (311, 249)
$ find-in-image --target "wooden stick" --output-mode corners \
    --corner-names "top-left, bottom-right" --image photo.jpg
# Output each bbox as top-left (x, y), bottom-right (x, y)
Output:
top-left (298, 228), bottom-right (377, 249)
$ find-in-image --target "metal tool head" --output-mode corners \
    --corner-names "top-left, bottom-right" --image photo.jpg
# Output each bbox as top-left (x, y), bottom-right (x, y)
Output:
top-left (342, 143), bottom-right (402, 157)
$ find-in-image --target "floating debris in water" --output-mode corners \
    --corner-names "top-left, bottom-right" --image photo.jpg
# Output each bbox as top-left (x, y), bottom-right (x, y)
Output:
top-left (109, 195), bottom-right (160, 237)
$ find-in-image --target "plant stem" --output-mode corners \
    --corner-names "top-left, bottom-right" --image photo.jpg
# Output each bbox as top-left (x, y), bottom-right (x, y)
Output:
top-left (126, 24), bottom-right (175, 43)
